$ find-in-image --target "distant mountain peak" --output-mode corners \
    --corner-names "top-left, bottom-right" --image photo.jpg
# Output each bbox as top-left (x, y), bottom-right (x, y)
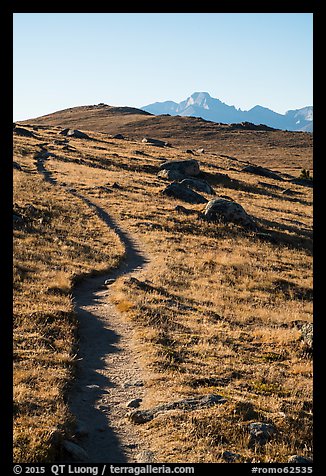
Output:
top-left (141, 93), bottom-right (313, 132)
top-left (186, 92), bottom-right (212, 109)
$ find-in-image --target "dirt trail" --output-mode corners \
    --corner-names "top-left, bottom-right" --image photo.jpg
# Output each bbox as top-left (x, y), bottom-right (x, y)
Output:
top-left (67, 230), bottom-right (150, 463)
top-left (35, 150), bottom-right (153, 462)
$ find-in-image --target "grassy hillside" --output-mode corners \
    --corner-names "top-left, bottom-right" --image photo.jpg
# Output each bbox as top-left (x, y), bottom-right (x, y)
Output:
top-left (13, 121), bottom-right (313, 463)
top-left (13, 131), bottom-right (125, 461)
top-left (21, 103), bottom-right (313, 174)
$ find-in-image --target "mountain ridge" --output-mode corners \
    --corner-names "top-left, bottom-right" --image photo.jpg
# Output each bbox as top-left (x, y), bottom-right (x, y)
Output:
top-left (141, 92), bottom-right (313, 132)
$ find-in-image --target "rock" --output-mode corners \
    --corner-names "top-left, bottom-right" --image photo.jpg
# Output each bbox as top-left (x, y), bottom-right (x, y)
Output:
top-left (159, 159), bottom-right (200, 177)
top-left (203, 198), bottom-right (256, 228)
top-left (185, 149), bottom-right (194, 154)
top-left (248, 422), bottom-right (276, 445)
top-left (67, 129), bottom-right (90, 139)
top-left (122, 381), bottom-right (144, 388)
top-left (13, 214), bottom-right (24, 224)
top-left (142, 137), bottom-right (169, 147)
top-left (180, 178), bottom-right (215, 195)
top-left (60, 129), bottom-right (90, 139)
top-left (62, 440), bottom-right (88, 461)
top-left (111, 182), bottom-right (122, 189)
top-left (13, 161), bottom-right (22, 170)
top-left (161, 182), bottom-right (208, 204)
top-left (196, 148), bottom-right (205, 153)
top-left (129, 394), bottom-right (226, 425)
top-left (300, 323), bottom-right (313, 351)
top-left (157, 169), bottom-right (185, 181)
top-left (59, 128), bottom-right (70, 135)
top-left (222, 450), bottom-right (241, 462)
top-left (13, 127), bottom-right (35, 138)
top-left (104, 278), bottom-right (115, 286)
top-left (126, 398), bottom-right (142, 409)
top-left (38, 151), bottom-right (55, 159)
top-left (242, 164), bottom-right (283, 181)
top-left (288, 455), bottom-right (313, 464)
top-left (128, 410), bottom-right (154, 424)
top-left (112, 133), bottom-right (124, 139)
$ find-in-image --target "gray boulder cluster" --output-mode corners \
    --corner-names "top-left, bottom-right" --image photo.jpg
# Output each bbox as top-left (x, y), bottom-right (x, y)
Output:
top-left (142, 137), bottom-right (170, 147)
top-left (158, 158), bottom-right (257, 228)
top-left (59, 128), bottom-right (90, 139)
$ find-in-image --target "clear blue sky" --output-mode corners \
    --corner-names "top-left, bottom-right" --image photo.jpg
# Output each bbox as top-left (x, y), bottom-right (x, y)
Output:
top-left (13, 13), bottom-right (313, 121)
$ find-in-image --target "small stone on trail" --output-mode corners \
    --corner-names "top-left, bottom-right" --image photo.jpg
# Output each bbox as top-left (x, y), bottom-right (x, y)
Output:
top-left (126, 398), bottom-right (142, 409)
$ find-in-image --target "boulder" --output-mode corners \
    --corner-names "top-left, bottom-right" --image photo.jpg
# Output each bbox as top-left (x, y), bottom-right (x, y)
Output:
top-left (66, 129), bottom-right (90, 139)
top-left (129, 394), bottom-right (226, 425)
top-left (59, 129), bottom-right (90, 139)
top-left (13, 127), bottom-right (35, 138)
top-left (248, 422), bottom-right (276, 445)
top-left (161, 182), bottom-right (208, 204)
top-left (157, 169), bottom-right (185, 181)
top-left (159, 159), bottom-right (200, 177)
top-left (142, 137), bottom-right (169, 147)
top-left (180, 178), bottom-right (215, 195)
top-left (203, 198), bottom-right (256, 228)
top-left (242, 164), bottom-right (283, 181)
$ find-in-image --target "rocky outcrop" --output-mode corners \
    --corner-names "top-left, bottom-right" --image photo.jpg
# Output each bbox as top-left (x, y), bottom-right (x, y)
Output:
top-left (159, 159), bottom-right (200, 177)
top-left (13, 127), bottom-right (36, 138)
top-left (247, 422), bottom-right (276, 446)
top-left (128, 394), bottom-right (226, 424)
top-left (242, 164), bottom-right (283, 181)
top-left (203, 198), bottom-right (256, 228)
top-left (157, 169), bottom-right (185, 181)
top-left (59, 129), bottom-right (90, 139)
top-left (161, 182), bottom-right (208, 204)
top-left (142, 137), bottom-right (170, 147)
top-left (180, 178), bottom-right (215, 195)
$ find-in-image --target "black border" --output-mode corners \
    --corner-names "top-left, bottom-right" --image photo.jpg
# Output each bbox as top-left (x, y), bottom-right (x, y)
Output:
top-left (5, 3), bottom-right (320, 474)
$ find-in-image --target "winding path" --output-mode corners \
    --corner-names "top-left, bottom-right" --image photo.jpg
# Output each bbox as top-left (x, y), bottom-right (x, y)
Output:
top-left (35, 148), bottom-right (152, 462)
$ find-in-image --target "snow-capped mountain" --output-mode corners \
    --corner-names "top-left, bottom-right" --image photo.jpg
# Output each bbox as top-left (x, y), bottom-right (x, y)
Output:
top-left (142, 92), bottom-right (313, 132)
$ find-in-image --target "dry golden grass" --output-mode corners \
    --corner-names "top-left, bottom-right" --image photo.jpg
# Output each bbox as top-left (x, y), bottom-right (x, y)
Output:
top-left (13, 122), bottom-right (312, 463)
top-left (13, 133), bottom-right (125, 462)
